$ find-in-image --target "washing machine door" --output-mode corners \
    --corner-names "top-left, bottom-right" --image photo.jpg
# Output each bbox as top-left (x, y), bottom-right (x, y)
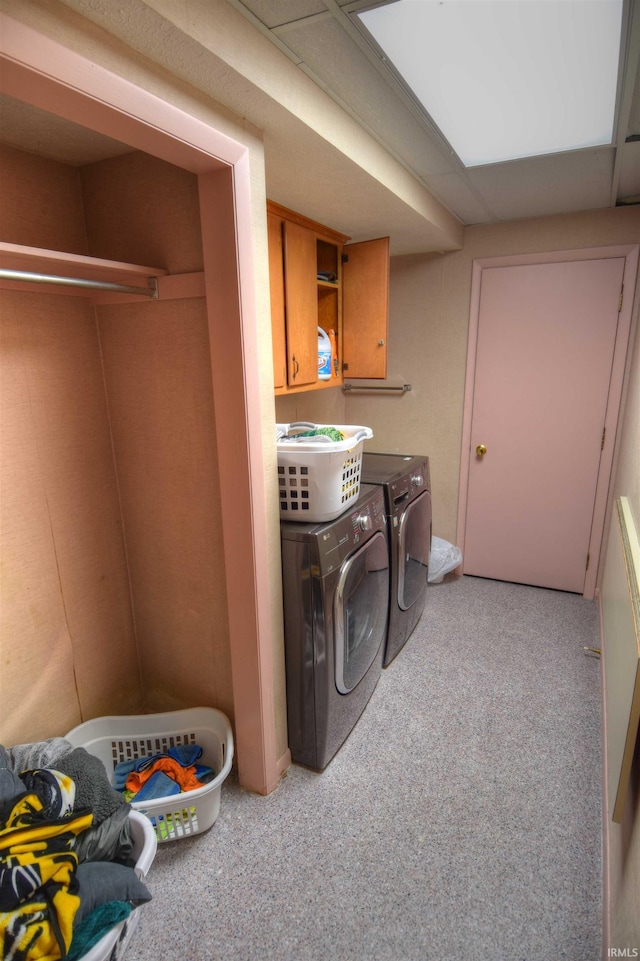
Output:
top-left (397, 490), bottom-right (432, 611)
top-left (334, 530), bottom-right (389, 694)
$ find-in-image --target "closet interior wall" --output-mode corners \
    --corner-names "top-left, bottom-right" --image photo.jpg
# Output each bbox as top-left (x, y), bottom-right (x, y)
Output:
top-left (0, 143), bottom-right (234, 746)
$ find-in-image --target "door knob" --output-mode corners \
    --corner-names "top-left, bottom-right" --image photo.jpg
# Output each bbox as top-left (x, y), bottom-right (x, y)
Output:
top-left (476, 444), bottom-right (487, 457)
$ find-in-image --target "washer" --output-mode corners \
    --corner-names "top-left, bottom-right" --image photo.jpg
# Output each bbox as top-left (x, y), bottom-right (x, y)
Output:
top-left (280, 484), bottom-right (389, 770)
top-left (361, 453), bottom-right (432, 666)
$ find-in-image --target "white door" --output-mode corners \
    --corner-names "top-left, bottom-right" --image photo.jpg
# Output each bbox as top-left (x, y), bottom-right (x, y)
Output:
top-left (463, 257), bottom-right (625, 593)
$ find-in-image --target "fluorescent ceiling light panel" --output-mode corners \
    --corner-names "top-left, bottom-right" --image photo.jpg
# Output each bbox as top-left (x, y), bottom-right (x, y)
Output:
top-left (357, 0), bottom-right (623, 167)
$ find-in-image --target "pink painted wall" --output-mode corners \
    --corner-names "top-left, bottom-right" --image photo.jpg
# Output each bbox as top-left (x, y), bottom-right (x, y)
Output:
top-left (0, 145), bottom-right (234, 742)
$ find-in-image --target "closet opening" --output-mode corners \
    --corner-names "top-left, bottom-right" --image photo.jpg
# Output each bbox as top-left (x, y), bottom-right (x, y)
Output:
top-left (0, 12), bottom-right (283, 795)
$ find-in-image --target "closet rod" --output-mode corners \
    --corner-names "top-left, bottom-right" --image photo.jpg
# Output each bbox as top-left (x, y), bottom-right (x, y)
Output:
top-left (342, 383), bottom-right (411, 393)
top-left (0, 268), bottom-right (159, 298)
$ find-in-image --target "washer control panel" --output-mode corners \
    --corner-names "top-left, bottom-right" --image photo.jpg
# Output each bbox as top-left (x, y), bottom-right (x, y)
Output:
top-left (309, 485), bottom-right (387, 574)
top-left (354, 513), bottom-right (372, 533)
top-left (350, 492), bottom-right (384, 539)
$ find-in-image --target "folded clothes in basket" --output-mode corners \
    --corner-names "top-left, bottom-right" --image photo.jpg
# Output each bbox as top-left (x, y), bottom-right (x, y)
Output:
top-left (281, 426), bottom-right (344, 443)
top-left (114, 744), bottom-right (215, 802)
top-left (128, 771), bottom-right (182, 802)
top-left (286, 426), bottom-right (345, 441)
top-left (113, 743), bottom-right (202, 787)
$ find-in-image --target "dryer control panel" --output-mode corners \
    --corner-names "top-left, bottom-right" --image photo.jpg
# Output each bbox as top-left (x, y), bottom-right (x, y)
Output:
top-left (361, 452), bottom-right (431, 519)
top-left (389, 471), bottom-right (424, 515)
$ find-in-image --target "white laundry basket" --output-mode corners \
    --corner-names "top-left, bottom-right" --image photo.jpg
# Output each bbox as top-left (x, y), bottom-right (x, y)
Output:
top-left (66, 707), bottom-right (234, 844)
top-left (78, 810), bottom-right (156, 961)
top-left (276, 422), bottom-right (373, 522)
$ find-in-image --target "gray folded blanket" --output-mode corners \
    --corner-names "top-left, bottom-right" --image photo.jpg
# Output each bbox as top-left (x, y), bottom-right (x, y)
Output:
top-left (3, 738), bottom-right (134, 864)
top-left (8, 736), bottom-right (72, 773)
top-left (56, 747), bottom-right (126, 827)
top-left (0, 745), bottom-right (24, 804)
top-left (8, 738), bottom-right (126, 827)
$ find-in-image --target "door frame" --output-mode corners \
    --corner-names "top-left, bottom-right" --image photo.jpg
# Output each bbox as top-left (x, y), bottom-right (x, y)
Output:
top-left (457, 244), bottom-right (639, 599)
top-left (0, 13), bottom-right (286, 793)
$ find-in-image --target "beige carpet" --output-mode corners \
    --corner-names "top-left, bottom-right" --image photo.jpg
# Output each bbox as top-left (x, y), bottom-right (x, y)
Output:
top-left (126, 574), bottom-right (602, 961)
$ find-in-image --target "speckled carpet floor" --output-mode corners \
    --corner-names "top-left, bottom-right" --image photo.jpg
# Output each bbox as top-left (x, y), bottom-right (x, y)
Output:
top-left (125, 575), bottom-right (602, 961)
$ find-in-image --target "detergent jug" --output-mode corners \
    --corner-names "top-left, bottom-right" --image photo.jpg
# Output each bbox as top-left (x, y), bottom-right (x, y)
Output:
top-left (318, 327), bottom-right (332, 380)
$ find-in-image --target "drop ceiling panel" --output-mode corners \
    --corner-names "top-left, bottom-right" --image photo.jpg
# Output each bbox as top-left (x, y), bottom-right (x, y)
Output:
top-left (466, 147), bottom-right (616, 221)
top-left (274, 16), bottom-right (455, 178)
top-left (424, 171), bottom-right (497, 226)
top-left (7, 0), bottom-right (639, 244)
top-left (231, 0), bottom-right (640, 223)
top-left (233, 0), bottom-right (327, 29)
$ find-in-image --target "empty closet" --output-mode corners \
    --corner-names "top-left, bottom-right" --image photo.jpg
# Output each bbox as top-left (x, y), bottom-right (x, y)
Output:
top-left (0, 142), bottom-right (234, 745)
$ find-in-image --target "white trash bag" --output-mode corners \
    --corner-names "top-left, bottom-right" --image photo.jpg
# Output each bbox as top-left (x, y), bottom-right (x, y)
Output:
top-left (428, 536), bottom-right (462, 584)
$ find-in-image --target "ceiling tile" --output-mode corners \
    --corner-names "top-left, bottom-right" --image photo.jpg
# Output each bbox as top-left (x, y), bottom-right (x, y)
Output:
top-left (465, 148), bottom-right (616, 221)
top-left (231, 0), bottom-right (328, 30)
top-left (424, 171), bottom-right (497, 226)
top-left (272, 16), bottom-right (455, 178)
top-left (10, 0), bottom-right (640, 238)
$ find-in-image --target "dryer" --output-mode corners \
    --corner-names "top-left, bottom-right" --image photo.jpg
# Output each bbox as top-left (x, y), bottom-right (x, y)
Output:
top-left (361, 453), bottom-right (432, 666)
top-left (280, 484), bottom-right (389, 770)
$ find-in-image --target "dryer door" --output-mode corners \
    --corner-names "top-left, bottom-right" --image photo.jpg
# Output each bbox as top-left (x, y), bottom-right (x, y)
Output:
top-left (397, 490), bottom-right (432, 611)
top-left (334, 530), bottom-right (389, 694)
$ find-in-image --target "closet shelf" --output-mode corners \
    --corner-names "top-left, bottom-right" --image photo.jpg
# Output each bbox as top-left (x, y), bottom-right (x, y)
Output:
top-left (0, 242), bottom-right (167, 298)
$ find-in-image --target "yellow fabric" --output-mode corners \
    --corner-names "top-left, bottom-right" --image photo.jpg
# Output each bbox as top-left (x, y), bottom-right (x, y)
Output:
top-left (0, 792), bottom-right (93, 960)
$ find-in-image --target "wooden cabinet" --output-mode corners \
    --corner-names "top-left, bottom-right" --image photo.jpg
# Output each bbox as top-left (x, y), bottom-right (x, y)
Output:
top-left (267, 211), bottom-right (287, 389)
top-left (267, 201), bottom-right (389, 395)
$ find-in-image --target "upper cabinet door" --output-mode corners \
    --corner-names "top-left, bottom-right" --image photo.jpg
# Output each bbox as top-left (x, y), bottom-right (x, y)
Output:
top-left (342, 237), bottom-right (389, 379)
top-left (282, 219), bottom-right (319, 387)
top-left (267, 213), bottom-right (287, 389)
